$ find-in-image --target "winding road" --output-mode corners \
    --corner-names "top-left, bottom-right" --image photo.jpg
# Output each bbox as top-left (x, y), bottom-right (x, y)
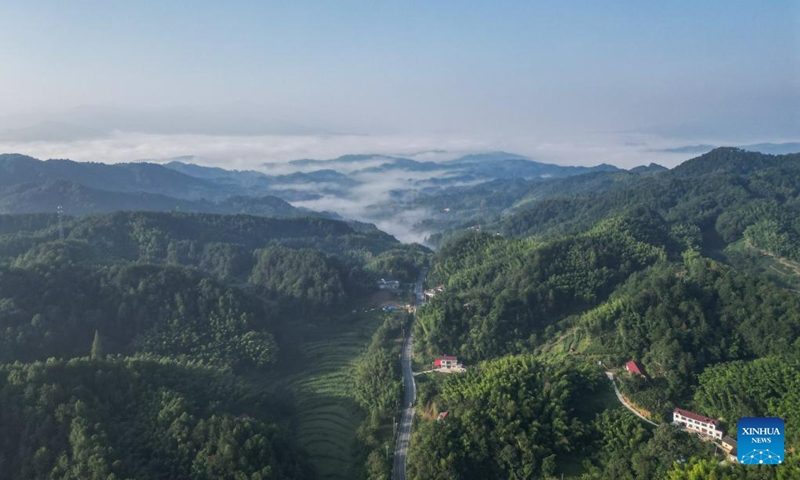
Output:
top-left (605, 371), bottom-right (659, 427)
top-left (393, 268), bottom-right (426, 480)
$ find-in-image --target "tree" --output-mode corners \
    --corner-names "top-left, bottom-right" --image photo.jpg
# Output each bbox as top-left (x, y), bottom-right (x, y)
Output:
top-left (90, 330), bottom-right (104, 360)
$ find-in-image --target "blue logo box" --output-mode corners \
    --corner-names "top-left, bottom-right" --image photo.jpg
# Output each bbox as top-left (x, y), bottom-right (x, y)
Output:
top-left (737, 417), bottom-right (784, 465)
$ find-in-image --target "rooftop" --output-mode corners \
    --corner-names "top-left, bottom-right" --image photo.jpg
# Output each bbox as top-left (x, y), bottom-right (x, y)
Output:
top-left (625, 360), bottom-right (646, 375)
top-left (673, 407), bottom-right (719, 426)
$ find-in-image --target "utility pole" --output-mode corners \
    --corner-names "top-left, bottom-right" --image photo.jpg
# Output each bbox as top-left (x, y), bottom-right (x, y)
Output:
top-left (57, 206), bottom-right (64, 240)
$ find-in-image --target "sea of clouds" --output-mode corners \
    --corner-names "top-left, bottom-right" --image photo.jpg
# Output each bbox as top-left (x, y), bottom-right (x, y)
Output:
top-left (0, 130), bottom-right (704, 170)
top-left (0, 130), bottom-right (762, 245)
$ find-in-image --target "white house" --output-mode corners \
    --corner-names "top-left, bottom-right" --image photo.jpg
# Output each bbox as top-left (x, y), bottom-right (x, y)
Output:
top-left (433, 355), bottom-right (466, 372)
top-left (673, 408), bottom-right (724, 440)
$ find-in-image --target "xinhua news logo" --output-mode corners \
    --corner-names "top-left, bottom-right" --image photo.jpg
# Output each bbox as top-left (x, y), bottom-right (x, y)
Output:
top-left (738, 417), bottom-right (784, 465)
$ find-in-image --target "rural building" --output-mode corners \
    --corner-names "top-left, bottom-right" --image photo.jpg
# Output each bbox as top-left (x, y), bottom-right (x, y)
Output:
top-left (433, 355), bottom-right (459, 369)
top-left (625, 360), bottom-right (647, 377)
top-left (672, 408), bottom-right (724, 440)
top-left (424, 285), bottom-right (445, 300)
top-left (721, 436), bottom-right (737, 456)
top-left (424, 350), bottom-right (466, 373)
top-left (377, 278), bottom-right (400, 290)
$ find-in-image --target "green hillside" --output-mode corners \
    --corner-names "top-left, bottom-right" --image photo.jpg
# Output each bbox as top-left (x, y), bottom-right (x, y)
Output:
top-left (0, 211), bottom-right (429, 479)
top-left (408, 149), bottom-right (800, 479)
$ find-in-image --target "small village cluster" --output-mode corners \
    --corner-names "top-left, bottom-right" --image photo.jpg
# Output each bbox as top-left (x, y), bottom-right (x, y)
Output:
top-left (625, 360), bottom-right (738, 462)
top-left (375, 278), bottom-right (418, 313)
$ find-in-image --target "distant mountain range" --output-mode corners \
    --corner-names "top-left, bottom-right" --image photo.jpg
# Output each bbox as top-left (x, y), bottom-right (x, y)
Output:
top-left (657, 142), bottom-right (800, 155)
top-left (379, 147), bottom-right (800, 242)
top-left (0, 154), bottom-right (328, 218)
top-left (270, 151), bottom-right (619, 181)
top-left (0, 151), bottom-right (628, 242)
top-left (4, 148), bottom-right (794, 245)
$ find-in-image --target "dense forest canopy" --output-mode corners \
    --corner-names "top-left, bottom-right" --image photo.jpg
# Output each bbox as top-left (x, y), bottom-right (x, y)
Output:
top-left (418, 148), bottom-right (800, 248)
top-left (416, 208), bottom-right (669, 362)
top-left (407, 356), bottom-right (604, 479)
top-left (408, 148), bottom-right (800, 478)
top-left (0, 209), bottom-right (429, 479)
top-left (0, 357), bottom-right (313, 480)
top-left (2, 147), bottom-right (800, 479)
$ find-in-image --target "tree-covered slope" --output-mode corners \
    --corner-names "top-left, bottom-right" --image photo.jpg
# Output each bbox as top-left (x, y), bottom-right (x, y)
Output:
top-left (0, 179), bottom-right (316, 218)
top-left (0, 209), bottom-right (430, 479)
top-left (415, 208), bottom-right (669, 362)
top-left (0, 154), bottom-right (222, 200)
top-left (409, 150), bottom-right (800, 478)
top-left (407, 356), bottom-right (604, 479)
top-left (496, 149), bottom-right (800, 247)
top-left (0, 357), bottom-right (312, 480)
top-left (0, 262), bottom-right (278, 367)
top-left (0, 212), bottom-right (430, 367)
top-left (0, 211), bottom-right (421, 268)
top-left (416, 148), bottom-right (800, 250)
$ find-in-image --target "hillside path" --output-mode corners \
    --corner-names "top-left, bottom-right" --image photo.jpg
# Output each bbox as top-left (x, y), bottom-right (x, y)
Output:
top-left (605, 371), bottom-right (659, 427)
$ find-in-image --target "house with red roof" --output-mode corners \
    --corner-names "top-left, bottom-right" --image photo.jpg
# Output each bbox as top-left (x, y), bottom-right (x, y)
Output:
top-left (433, 355), bottom-right (459, 369)
top-left (624, 360), bottom-right (647, 377)
top-left (673, 407), bottom-right (724, 440)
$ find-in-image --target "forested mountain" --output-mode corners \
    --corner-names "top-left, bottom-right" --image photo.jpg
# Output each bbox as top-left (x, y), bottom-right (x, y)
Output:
top-left (0, 211), bottom-right (405, 264)
top-left (416, 209), bottom-right (669, 361)
top-left (0, 152), bottom-right (622, 235)
top-left (0, 261), bottom-right (279, 367)
top-left (0, 210), bottom-right (430, 479)
top-left (0, 179), bottom-right (327, 218)
top-left (408, 357), bottom-right (606, 479)
top-left (409, 148), bottom-right (800, 479)
top-left (415, 148), bottom-right (800, 244)
top-left (491, 149), bottom-right (800, 253)
top-left (0, 154), bottom-right (221, 199)
top-left (278, 151), bottom-right (618, 179)
top-left (3, 147), bottom-right (800, 479)
top-left (0, 357), bottom-right (313, 480)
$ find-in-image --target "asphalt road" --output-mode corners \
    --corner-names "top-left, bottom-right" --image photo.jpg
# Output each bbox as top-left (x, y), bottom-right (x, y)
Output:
top-left (393, 268), bottom-right (426, 480)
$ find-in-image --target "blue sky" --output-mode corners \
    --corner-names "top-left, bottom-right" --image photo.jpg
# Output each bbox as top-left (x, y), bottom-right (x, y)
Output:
top-left (0, 1), bottom-right (798, 165)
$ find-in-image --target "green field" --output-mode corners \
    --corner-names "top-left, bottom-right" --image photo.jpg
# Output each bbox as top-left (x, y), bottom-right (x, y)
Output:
top-left (273, 313), bottom-right (386, 480)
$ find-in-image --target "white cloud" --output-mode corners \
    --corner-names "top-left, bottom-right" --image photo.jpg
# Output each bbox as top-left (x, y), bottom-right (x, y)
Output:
top-left (5, 129), bottom-right (791, 245)
top-left (0, 131), bottom-right (495, 170)
top-left (0, 129), bottom-right (717, 171)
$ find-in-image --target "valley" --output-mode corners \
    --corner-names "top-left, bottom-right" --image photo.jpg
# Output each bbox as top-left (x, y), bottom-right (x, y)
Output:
top-left (3, 3), bottom-right (797, 478)
top-left (1, 147), bottom-right (799, 479)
